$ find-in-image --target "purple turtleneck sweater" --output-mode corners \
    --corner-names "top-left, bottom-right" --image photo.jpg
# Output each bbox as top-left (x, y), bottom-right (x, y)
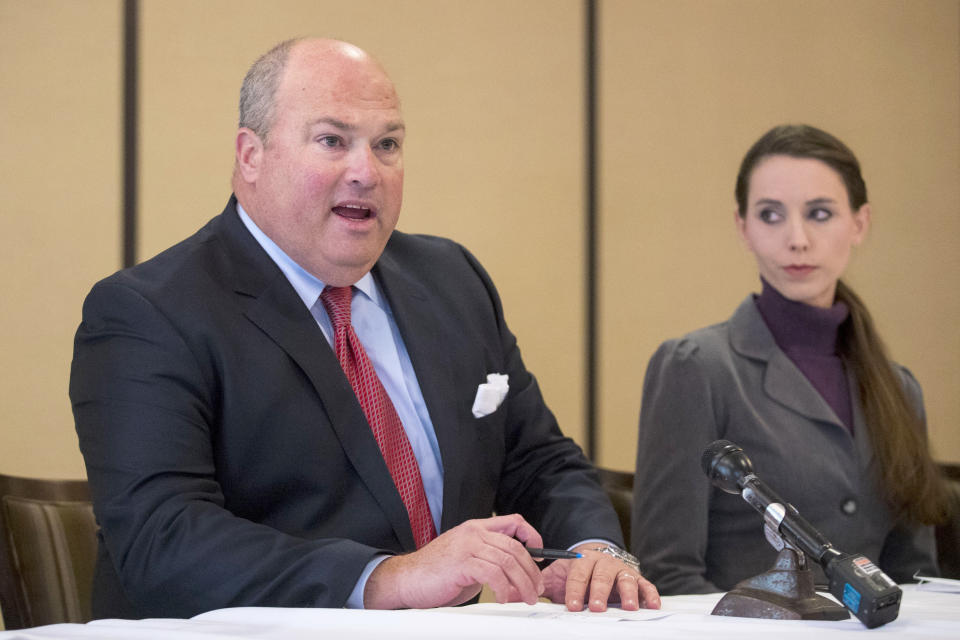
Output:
top-left (753, 279), bottom-right (854, 432)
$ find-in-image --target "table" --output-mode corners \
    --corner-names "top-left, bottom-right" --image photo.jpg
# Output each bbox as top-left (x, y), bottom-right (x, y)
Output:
top-left (1, 585), bottom-right (956, 639)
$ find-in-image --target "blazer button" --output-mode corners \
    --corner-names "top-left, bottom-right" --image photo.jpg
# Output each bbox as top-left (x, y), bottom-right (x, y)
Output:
top-left (841, 498), bottom-right (858, 515)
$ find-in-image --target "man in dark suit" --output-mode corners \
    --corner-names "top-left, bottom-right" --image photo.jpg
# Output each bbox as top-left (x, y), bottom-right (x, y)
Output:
top-left (70, 37), bottom-right (659, 619)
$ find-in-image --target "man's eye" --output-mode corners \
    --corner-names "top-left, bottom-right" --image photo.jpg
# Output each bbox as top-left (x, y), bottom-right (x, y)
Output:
top-left (378, 138), bottom-right (399, 151)
top-left (318, 135), bottom-right (341, 147)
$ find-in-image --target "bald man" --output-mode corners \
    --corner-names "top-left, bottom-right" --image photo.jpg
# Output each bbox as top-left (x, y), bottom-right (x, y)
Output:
top-left (71, 38), bottom-right (659, 619)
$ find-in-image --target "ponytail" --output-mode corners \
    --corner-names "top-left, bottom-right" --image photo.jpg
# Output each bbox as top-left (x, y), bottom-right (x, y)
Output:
top-left (836, 280), bottom-right (949, 525)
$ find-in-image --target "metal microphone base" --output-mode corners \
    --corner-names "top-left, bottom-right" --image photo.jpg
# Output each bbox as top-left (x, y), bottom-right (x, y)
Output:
top-left (712, 548), bottom-right (850, 621)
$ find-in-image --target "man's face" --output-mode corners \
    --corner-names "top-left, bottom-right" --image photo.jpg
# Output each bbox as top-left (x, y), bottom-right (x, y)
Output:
top-left (242, 42), bottom-right (404, 285)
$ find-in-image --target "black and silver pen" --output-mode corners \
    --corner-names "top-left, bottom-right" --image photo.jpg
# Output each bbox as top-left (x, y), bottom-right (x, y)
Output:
top-left (526, 547), bottom-right (583, 560)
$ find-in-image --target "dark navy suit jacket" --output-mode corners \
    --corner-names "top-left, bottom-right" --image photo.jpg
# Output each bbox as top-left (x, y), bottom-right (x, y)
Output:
top-left (70, 197), bottom-right (620, 618)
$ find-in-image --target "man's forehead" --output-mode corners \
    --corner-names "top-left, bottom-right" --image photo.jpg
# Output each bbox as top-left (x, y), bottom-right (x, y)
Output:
top-left (280, 64), bottom-right (400, 113)
top-left (285, 41), bottom-right (398, 97)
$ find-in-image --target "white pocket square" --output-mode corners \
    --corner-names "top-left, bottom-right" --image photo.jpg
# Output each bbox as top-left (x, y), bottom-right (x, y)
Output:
top-left (472, 373), bottom-right (509, 418)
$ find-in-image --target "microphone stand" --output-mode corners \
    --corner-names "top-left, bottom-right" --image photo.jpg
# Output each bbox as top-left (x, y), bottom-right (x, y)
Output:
top-left (703, 440), bottom-right (901, 626)
top-left (711, 507), bottom-right (850, 621)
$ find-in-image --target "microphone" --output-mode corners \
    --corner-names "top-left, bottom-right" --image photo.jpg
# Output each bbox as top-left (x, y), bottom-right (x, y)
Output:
top-left (701, 440), bottom-right (902, 628)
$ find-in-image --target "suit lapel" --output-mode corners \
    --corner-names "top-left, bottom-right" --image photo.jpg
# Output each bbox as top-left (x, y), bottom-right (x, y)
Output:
top-left (217, 202), bottom-right (416, 549)
top-left (373, 244), bottom-right (464, 532)
top-left (729, 296), bottom-right (845, 429)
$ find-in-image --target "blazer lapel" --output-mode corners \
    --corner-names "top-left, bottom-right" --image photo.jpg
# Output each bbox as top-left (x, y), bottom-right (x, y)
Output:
top-left (728, 296), bottom-right (844, 429)
top-left (218, 201), bottom-right (416, 549)
top-left (373, 246), bottom-right (464, 532)
top-left (848, 370), bottom-right (876, 471)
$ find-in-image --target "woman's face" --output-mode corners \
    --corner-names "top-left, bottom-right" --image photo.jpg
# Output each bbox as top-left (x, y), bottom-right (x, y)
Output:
top-left (737, 155), bottom-right (871, 308)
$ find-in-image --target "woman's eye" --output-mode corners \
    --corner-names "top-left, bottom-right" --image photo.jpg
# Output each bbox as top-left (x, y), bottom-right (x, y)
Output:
top-left (758, 208), bottom-right (782, 223)
top-left (809, 208), bottom-right (833, 221)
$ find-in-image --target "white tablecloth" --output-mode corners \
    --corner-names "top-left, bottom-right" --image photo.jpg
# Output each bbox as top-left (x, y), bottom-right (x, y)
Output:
top-left (1, 585), bottom-right (957, 639)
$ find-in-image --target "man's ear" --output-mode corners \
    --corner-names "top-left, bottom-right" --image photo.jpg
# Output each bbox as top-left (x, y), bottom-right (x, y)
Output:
top-left (235, 128), bottom-right (264, 183)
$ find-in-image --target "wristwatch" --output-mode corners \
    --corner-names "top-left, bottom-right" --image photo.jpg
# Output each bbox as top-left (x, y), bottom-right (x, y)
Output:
top-left (589, 545), bottom-right (641, 572)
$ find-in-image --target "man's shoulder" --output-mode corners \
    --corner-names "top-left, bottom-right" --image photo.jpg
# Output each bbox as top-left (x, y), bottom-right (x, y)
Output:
top-left (90, 202), bottom-right (256, 308)
top-left (381, 230), bottom-right (483, 276)
top-left (100, 216), bottom-right (220, 288)
top-left (384, 230), bottom-right (464, 257)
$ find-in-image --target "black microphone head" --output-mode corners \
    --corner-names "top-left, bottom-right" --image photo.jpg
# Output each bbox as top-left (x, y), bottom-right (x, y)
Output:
top-left (701, 440), bottom-right (754, 494)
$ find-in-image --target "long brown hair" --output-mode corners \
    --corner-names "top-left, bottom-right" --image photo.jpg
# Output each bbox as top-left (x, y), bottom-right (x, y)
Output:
top-left (736, 124), bottom-right (948, 525)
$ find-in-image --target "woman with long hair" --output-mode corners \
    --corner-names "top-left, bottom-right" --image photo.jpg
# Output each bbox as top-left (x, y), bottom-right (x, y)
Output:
top-left (631, 124), bottom-right (948, 594)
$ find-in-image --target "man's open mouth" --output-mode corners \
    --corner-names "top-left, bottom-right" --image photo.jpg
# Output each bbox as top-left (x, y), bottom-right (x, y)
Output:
top-left (333, 204), bottom-right (374, 220)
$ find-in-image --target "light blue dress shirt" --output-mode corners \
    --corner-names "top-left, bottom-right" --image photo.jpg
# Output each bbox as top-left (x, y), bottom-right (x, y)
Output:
top-left (236, 204), bottom-right (443, 606)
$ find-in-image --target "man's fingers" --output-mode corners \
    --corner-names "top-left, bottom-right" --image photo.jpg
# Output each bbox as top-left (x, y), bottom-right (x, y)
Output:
top-left (614, 570), bottom-right (640, 610)
top-left (562, 557), bottom-right (593, 611)
top-left (473, 521), bottom-right (544, 595)
top-left (445, 518), bottom-right (545, 605)
top-left (558, 546), bottom-right (662, 612)
top-left (637, 575), bottom-right (661, 609)
top-left (463, 556), bottom-right (515, 604)
top-left (585, 557), bottom-right (619, 612)
top-left (365, 515), bottom-right (549, 609)
top-left (482, 513), bottom-right (544, 550)
top-left (472, 534), bottom-right (543, 604)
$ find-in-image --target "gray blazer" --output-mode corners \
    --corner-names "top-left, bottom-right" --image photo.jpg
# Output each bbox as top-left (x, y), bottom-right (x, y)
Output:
top-left (630, 295), bottom-right (937, 595)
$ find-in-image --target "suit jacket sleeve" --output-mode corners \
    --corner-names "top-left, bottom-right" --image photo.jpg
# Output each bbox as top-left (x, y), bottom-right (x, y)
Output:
top-left (631, 338), bottom-right (722, 594)
top-left (71, 279), bottom-right (385, 617)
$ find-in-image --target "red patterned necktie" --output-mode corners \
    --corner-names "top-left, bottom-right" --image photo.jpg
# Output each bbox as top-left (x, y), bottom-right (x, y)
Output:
top-left (320, 285), bottom-right (437, 548)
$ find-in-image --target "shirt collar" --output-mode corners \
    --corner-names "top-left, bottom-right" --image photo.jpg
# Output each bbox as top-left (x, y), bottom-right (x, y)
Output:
top-left (236, 202), bottom-right (379, 309)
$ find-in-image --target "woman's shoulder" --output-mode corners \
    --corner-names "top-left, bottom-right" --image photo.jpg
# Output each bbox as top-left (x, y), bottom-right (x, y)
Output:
top-left (890, 360), bottom-right (925, 409)
top-left (657, 321), bottom-right (731, 358)
top-left (891, 361), bottom-right (921, 388)
top-left (651, 296), bottom-right (760, 366)
top-left (646, 321), bottom-right (745, 391)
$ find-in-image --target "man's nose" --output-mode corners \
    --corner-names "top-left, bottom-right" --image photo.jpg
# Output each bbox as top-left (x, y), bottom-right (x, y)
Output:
top-left (344, 145), bottom-right (380, 188)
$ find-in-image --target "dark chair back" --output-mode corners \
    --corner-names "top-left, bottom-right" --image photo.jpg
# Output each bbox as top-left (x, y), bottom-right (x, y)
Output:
top-left (937, 464), bottom-right (960, 579)
top-left (596, 467), bottom-right (634, 546)
top-left (0, 473), bottom-right (96, 630)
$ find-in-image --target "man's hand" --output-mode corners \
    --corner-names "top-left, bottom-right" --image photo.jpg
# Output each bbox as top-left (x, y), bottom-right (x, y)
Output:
top-left (363, 514), bottom-right (545, 609)
top-left (541, 543), bottom-right (661, 612)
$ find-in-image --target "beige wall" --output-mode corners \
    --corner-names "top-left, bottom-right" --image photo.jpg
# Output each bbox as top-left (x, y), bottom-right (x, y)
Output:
top-left (0, 0), bottom-right (121, 478)
top-left (1, 0), bottom-right (958, 484)
top-left (597, 0), bottom-right (960, 470)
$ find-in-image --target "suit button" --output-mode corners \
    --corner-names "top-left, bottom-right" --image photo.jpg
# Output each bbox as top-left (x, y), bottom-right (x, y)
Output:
top-left (841, 498), bottom-right (858, 515)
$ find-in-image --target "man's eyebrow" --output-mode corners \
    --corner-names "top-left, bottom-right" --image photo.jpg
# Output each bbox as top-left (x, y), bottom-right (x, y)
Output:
top-left (310, 116), bottom-right (353, 130)
top-left (307, 117), bottom-right (405, 133)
